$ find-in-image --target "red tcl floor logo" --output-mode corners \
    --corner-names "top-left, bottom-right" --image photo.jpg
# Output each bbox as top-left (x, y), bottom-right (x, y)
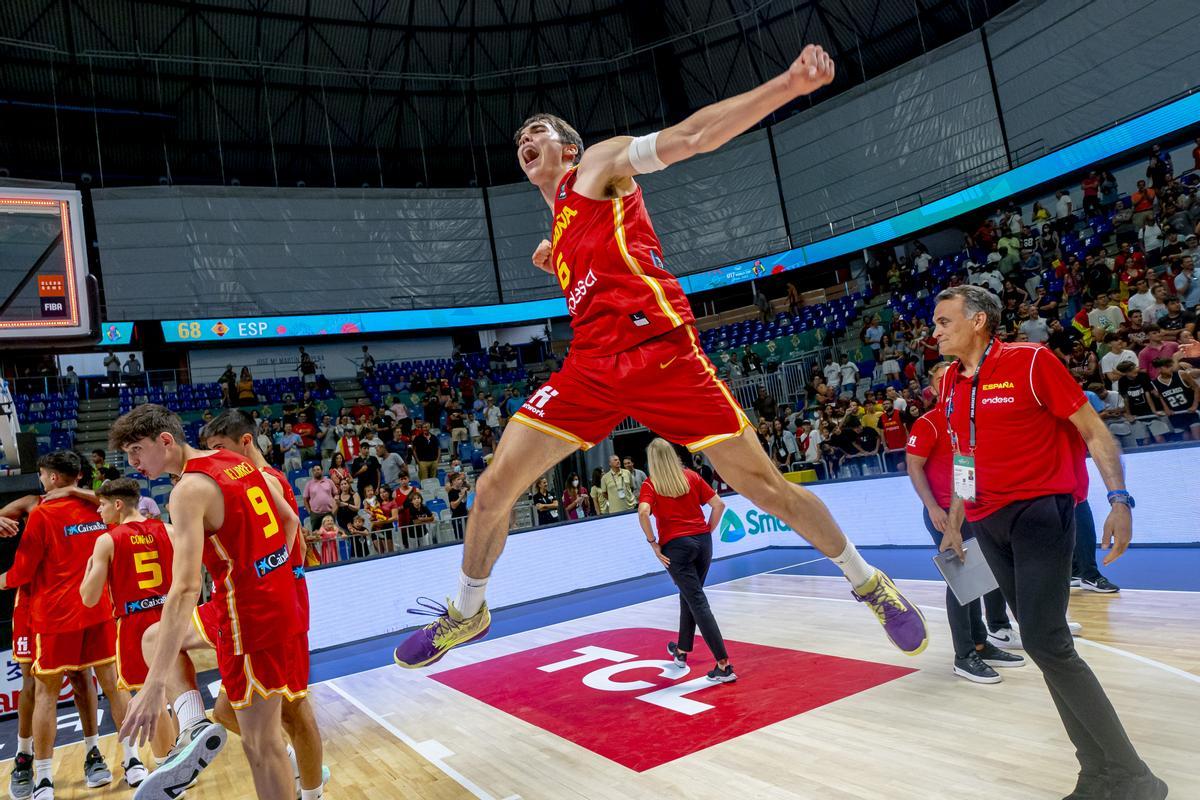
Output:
top-left (433, 627), bottom-right (915, 771)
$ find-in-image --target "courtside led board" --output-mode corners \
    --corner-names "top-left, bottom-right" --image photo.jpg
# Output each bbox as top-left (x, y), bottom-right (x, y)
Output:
top-left (0, 189), bottom-right (94, 344)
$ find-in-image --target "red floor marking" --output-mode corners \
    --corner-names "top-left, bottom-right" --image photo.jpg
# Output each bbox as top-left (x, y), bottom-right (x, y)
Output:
top-left (434, 627), bottom-right (916, 771)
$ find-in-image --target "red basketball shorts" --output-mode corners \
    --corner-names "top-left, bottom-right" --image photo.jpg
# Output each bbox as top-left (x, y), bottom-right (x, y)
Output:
top-left (218, 633), bottom-right (310, 710)
top-left (12, 602), bottom-right (32, 664)
top-left (511, 325), bottom-right (751, 451)
top-left (33, 621), bottom-right (117, 676)
top-left (116, 609), bottom-right (163, 690)
top-left (191, 601), bottom-right (221, 649)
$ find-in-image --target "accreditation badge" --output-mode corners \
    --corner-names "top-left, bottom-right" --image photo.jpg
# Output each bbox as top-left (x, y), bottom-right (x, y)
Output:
top-left (952, 454), bottom-right (977, 502)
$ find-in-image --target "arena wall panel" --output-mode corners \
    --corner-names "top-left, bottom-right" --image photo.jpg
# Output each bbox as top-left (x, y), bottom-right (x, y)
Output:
top-left (986, 0), bottom-right (1200, 158)
top-left (772, 35), bottom-right (1006, 241)
top-left (92, 186), bottom-right (498, 320)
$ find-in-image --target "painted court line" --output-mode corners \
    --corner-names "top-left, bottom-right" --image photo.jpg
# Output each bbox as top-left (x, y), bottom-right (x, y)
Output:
top-left (327, 680), bottom-right (514, 800)
top-left (705, 588), bottom-right (1200, 685)
top-left (758, 571), bottom-right (1200, 595)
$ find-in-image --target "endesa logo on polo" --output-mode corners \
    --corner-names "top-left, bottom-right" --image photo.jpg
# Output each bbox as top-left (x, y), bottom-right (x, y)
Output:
top-left (254, 545), bottom-right (290, 578)
top-left (718, 509), bottom-right (791, 542)
top-left (63, 521), bottom-right (106, 537)
top-left (433, 628), bottom-right (915, 771)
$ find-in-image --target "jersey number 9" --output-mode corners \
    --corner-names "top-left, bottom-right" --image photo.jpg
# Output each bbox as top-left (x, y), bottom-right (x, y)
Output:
top-left (246, 486), bottom-right (280, 538)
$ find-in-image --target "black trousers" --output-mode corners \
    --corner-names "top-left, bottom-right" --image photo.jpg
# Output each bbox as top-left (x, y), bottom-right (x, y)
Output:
top-left (923, 508), bottom-right (1010, 659)
top-left (966, 495), bottom-right (1145, 777)
top-left (661, 533), bottom-right (728, 662)
top-left (1072, 499), bottom-right (1102, 582)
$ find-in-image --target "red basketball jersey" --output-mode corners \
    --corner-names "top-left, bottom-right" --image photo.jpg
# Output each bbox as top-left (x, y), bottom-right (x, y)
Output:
top-left (184, 450), bottom-right (300, 654)
top-left (8, 497), bottom-right (113, 632)
top-left (108, 519), bottom-right (173, 619)
top-left (262, 464), bottom-right (309, 631)
top-left (551, 167), bottom-right (695, 355)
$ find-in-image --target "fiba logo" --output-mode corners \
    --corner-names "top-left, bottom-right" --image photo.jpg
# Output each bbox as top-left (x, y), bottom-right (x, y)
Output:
top-left (522, 386), bottom-right (559, 418)
top-left (15, 636), bottom-right (28, 652)
top-left (907, 435), bottom-right (918, 447)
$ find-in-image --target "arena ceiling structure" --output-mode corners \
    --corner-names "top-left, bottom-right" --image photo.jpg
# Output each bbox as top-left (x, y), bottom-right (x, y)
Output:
top-left (0, 0), bottom-right (1018, 190)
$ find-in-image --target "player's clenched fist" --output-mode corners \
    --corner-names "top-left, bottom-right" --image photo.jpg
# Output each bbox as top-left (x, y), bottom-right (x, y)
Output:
top-left (787, 44), bottom-right (835, 96)
top-left (532, 239), bottom-right (553, 274)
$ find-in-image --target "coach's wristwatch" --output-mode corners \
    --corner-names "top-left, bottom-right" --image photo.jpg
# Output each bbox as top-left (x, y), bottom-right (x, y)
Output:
top-left (1106, 490), bottom-right (1135, 509)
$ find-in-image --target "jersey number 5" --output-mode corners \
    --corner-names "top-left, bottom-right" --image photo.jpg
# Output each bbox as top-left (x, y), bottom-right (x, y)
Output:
top-left (134, 551), bottom-right (163, 590)
top-left (246, 486), bottom-right (280, 538)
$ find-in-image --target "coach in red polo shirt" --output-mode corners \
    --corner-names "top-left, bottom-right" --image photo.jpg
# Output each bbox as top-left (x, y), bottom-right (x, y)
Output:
top-left (932, 285), bottom-right (1165, 800)
top-left (905, 361), bottom-right (1019, 685)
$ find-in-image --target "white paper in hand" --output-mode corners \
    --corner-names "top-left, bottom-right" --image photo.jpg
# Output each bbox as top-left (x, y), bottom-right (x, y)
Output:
top-left (933, 542), bottom-right (1000, 606)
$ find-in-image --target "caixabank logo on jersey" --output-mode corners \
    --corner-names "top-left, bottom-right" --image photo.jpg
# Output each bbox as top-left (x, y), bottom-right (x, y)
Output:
top-left (718, 508), bottom-right (792, 542)
top-left (125, 595), bottom-right (166, 615)
top-left (254, 545), bottom-right (290, 578)
top-left (63, 521), bottom-right (106, 537)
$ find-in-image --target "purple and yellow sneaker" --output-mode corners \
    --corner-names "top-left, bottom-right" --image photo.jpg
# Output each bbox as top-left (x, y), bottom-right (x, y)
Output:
top-left (393, 597), bottom-right (492, 669)
top-left (852, 570), bottom-right (928, 656)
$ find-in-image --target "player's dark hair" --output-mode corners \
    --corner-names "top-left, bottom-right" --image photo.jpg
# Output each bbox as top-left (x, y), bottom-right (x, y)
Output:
top-left (37, 450), bottom-right (82, 478)
top-left (109, 404), bottom-right (187, 450)
top-left (96, 477), bottom-right (141, 504)
top-left (513, 113), bottom-right (583, 165)
top-left (199, 409), bottom-right (257, 447)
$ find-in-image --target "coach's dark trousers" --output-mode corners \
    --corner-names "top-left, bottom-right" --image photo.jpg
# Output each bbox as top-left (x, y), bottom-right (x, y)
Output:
top-left (1072, 499), bottom-right (1102, 582)
top-left (965, 494), bottom-right (1145, 777)
top-left (661, 533), bottom-right (728, 662)
top-left (923, 507), bottom-right (1010, 659)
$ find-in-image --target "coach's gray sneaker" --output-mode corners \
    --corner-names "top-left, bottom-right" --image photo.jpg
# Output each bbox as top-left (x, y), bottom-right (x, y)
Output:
top-left (9, 752), bottom-right (33, 800)
top-left (134, 719), bottom-right (226, 800)
top-left (83, 747), bottom-right (112, 788)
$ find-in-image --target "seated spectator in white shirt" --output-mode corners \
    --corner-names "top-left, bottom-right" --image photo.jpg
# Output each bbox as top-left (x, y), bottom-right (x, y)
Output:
top-left (1087, 292), bottom-right (1126, 338)
top-left (1017, 304), bottom-right (1050, 343)
top-left (1100, 333), bottom-right (1139, 384)
top-left (1126, 278), bottom-right (1157, 319)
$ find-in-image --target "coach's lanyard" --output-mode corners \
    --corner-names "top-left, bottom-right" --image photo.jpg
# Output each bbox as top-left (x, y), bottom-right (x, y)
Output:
top-left (944, 339), bottom-right (995, 455)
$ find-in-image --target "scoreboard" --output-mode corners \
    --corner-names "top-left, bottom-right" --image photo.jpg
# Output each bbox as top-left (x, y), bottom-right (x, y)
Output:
top-left (0, 188), bottom-right (95, 346)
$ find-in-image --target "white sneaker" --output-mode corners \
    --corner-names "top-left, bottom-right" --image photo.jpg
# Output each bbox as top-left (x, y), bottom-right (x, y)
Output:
top-left (1068, 620), bottom-right (1083, 635)
top-left (987, 626), bottom-right (1022, 650)
top-left (123, 758), bottom-right (148, 788)
top-left (30, 779), bottom-right (52, 800)
top-left (1070, 577), bottom-right (1081, 588)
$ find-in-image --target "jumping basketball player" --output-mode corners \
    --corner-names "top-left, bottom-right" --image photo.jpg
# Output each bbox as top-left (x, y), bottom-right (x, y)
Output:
top-left (394, 44), bottom-right (928, 669)
top-left (199, 410), bottom-right (326, 800)
top-left (111, 405), bottom-right (306, 800)
top-left (79, 477), bottom-right (180, 768)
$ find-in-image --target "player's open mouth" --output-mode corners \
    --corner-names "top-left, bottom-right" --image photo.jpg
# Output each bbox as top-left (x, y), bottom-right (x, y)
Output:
top-left (520, 145), bottom-right (540, 167)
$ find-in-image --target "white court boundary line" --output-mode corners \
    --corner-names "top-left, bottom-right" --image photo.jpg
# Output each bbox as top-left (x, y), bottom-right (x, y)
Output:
top-left (326, 680), bottom-right (520, 800)
top-left (705, 586), bottom-right (1200, 686)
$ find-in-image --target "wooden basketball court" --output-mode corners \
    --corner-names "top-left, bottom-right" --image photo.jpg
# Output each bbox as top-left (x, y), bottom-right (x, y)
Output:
top-left (42, 571), bottom-right (1199, 799)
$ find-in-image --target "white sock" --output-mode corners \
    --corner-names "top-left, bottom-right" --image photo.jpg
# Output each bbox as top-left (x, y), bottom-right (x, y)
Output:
top-left (121, 741), bottom-right (137, 763)
top-left (287, 744), bottom-right (299, 778)
top-left (33, 758), bottom-right (52, 784)
top-left (83, 735), bottom-right (98, 751)
top-left (301, 788), bottom-right (323, 800)
top-left (17, 736), bottom-right (33, 756)
top-left (831, 541), bottom-right (875, 589)
top-left (172, 690), bottom-right (206, 731)
top-left (456, 569), bottom-right (489, 617)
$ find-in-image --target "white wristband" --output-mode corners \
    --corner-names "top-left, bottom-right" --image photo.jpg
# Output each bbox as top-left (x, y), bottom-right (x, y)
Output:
top-left (628, 132), bottom-right (667, 174)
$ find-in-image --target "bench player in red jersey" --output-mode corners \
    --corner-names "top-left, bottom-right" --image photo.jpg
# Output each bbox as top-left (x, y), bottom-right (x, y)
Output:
top-left (199, 410), bottom-right (326, 800)
top-left (111, 405), bottom-right (305, 800)
top-left (395, 44), bottom-right (928, 669)
top-left (79, 477), bottom-right (180, 774)
top-left (0, 452), bottom-right (131, 799)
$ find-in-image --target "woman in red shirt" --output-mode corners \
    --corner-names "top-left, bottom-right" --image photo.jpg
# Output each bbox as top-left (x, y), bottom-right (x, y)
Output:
top-left (637, 438), bottom-right (734, 683)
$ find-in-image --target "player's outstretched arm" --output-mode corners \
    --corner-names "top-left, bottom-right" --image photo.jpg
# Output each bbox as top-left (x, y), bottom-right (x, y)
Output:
top-left (80, 533), bottom-right (115, 607)
top-left (581, 44), bottom-right (834, 180)
top-left (120, 475), bottom-right (210, 746)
